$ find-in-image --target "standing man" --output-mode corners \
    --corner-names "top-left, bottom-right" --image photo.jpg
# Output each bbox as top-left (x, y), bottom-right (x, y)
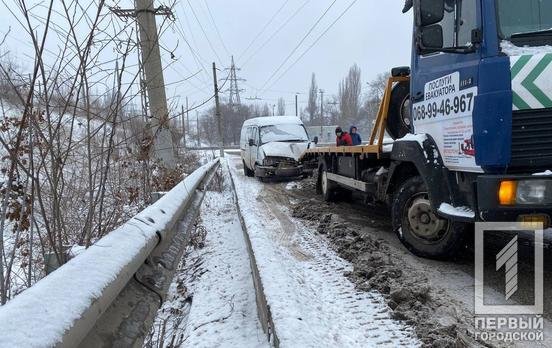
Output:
top-left (350, 126), bottom-right (362, 146)
top-left (335, 127), bottom-right (353, 146)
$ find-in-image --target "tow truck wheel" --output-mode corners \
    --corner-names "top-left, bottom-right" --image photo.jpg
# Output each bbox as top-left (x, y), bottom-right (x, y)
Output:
top-left (318, 162), bottom-right (335, 202)
top-left (243, 160), bottom-right (254, 177)
top-left (392, 176), bottom-right (466, 259)
top-left (386, 81), bottom-right (413, 140)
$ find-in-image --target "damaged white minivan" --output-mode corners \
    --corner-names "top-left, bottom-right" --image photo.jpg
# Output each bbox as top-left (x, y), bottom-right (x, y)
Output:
top-left (240, 116), bottom-right (316, 179)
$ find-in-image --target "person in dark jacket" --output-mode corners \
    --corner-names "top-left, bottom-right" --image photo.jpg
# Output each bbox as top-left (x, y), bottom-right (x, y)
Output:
top-left (335, 127), bottom-right (353, 146)
top-left (350, 126), bottom-right (362, 146)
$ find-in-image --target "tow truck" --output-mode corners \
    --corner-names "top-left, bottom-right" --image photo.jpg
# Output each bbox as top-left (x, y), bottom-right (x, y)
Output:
top-left (301, 0), bottom-right (552, 258)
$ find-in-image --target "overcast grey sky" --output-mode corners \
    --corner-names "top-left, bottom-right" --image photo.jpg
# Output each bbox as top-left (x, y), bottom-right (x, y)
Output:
top-left (0, 0), bottom-right (413, 115)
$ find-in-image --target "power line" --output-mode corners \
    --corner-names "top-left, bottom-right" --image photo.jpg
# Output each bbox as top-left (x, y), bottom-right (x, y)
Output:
top-left (179, 1), bottom-right (206, 64)
top-left (170, 20), bottom-right (210, 82)
top-left (237, 0), bottom-right (290, 61)
top-left (186, 0), bottom-right (223, 65)
top-left (266, 0), bottom-right (359, 92)
top-left (258, 0), bottom-right (338, 93)
top-left (241, 0), bottom-right (310, 68)
top-left (203, 0), bottom-right (231, 58)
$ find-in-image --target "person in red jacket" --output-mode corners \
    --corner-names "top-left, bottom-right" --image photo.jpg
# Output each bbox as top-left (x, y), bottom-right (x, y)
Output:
top-left (335, 127), bottom-right (353, 146)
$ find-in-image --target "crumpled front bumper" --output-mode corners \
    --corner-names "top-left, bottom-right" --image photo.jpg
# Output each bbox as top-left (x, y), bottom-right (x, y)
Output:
top-left (255, 164), bottom-right (310, 178)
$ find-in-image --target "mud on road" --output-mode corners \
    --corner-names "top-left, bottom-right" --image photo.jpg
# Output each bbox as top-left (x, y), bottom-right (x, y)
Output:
top-left (288, 185), bottom-right (477, 347)
top-left (262, 176), bottom-right (552, 347)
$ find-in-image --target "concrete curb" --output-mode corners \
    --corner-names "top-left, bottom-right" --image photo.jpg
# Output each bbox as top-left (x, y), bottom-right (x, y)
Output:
top-left (226, 160), bottom-right (280, 348)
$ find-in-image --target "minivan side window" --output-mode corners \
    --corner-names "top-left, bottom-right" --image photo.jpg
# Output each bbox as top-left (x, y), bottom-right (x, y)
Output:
top-left (251, 127), bottom-right (259, 145)
top-left (241, 126), bottom-right (248, 148)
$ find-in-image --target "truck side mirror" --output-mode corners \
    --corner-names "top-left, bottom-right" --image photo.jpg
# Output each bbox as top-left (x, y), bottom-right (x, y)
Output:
top-left (248, 139), bottom-right (255, 146)
top-left (420, 24), bottom-right (444, 51)
top-left (418, 0), bottom-right (444, 27)
top-left (313, 136), bottom-right (319, 145)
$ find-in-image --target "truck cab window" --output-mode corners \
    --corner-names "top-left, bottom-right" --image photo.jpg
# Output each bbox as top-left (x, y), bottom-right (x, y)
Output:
top-left (441, 0), bottom-right (456, 48)
top-left (457, 0), bottom-right (477, 46)
top-left (424, 0), bottom-right (478, 51)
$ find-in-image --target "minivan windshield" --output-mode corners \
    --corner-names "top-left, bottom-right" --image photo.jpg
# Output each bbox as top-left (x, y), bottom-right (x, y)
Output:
top-left (260, 124), bottom-right (309, 144)
top-left (496, 0), bottom-right (552, 39)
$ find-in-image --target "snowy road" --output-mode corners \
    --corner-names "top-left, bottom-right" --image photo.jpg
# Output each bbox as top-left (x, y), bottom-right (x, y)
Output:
top-left (227, 156), bottom-right (419, 347)
top-left (249, 159), bottom-right (552, 347)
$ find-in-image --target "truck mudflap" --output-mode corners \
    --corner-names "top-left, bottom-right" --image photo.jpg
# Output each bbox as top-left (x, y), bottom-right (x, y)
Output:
top-left (477, 175), bottom-right (552, 227)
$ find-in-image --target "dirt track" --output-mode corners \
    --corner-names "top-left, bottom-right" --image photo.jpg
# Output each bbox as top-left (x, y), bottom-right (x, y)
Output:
top-left (240, 163), bottom-right (552, 348)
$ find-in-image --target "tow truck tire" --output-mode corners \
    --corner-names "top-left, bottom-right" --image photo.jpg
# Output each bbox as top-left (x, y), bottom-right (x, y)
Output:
top-left (386, 81), bottom-right (412, 140)
top-left (243, 160), bottom-right (254, 177)
top-left (318, 162), bottom-right (335, 202)
top-left (392, 176), bottom-right (466, 259)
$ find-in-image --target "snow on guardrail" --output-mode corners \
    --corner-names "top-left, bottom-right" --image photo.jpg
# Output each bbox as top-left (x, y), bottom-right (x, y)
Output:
top-left (0, 159), bottom-right (220, 348)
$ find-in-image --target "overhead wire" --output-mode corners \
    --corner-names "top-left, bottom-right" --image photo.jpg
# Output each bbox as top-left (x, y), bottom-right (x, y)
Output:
top-left (237, 0), bottom-right (290, 61)
top-left (186, 0), bottom-right (223, 65)
top-left (266, 0), bottom-right (359, 92)
top-left (258, 0), bottom-right (338, 93)
top-left (241, 0), bottom-right (310, 69)
top-left (170, 20), bottom-right (211, 82)
top-left (202, 0), bottom-right (231, 58)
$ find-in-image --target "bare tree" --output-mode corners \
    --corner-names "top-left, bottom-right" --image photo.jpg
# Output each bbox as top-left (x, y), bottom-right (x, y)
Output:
top-left (366, 72), bottom-right (390, 101)
top-left (261, 103), bottom-right (270, 117)
top-left (360, 72), bottom-right (390, 129)
top-left (0, 0), bottom-right (194, 304)
top-left (339, 64), bottom-right (362, 125)
top-left (277, 98), bottom-right (286, 116)
top-left (200, 103), bottom-right (251, 145)
top-left (306, 73), bottom-right (318, 124)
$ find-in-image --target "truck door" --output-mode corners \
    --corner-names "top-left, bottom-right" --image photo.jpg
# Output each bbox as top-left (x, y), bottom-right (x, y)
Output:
top-left (411, 0), bottom-right (482, 173)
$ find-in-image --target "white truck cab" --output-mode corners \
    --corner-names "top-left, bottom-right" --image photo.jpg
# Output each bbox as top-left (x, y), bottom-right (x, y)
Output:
top-left (240, 116), bottom-right (315, 179)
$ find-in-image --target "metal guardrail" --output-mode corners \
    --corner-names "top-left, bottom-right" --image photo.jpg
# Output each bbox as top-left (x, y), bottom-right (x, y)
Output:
top-left (0, 159), bottom-right (220, 347)
top-left (184, 145), bottom-right (241, 151)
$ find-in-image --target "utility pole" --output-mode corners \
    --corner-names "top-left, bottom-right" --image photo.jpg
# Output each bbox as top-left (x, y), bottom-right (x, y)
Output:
top-left (111, 2), bottom-right (175, 167)
top-left (181, 104), bottom-right (186, 149)
top-left (196, 111), bottom-right (200, 148)
top-left (213, 62), bottom-right (224, 158)
top-left (295, 94), bottom-right (299, 117)
top-left (186, 96), bottom-right (190, 145)
top-left (320, 89), bottom-right (324, 136)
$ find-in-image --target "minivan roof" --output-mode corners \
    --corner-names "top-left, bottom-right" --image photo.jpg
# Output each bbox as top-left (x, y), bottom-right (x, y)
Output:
top-left (242, 116), bottom-right (303, 128)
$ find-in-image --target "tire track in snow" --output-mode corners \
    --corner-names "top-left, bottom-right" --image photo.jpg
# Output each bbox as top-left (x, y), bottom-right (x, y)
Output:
top-left (228, 156), bottom-right (419, 347)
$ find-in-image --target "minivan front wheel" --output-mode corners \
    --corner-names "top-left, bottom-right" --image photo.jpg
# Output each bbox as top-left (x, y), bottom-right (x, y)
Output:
top-left (243, 160), bottom-right (254, 177)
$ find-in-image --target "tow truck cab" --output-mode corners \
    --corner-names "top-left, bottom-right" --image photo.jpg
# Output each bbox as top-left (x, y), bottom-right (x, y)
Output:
top-left (406, 0), bottom-right (552, 227)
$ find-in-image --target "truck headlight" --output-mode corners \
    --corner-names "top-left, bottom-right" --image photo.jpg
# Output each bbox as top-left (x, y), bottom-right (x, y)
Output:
top-left (499, 179), bottom-right (552, 205)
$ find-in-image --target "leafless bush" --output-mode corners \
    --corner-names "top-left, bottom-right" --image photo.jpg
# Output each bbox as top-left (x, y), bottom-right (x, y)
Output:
top-left (0, 0), bottom-right (194, 304)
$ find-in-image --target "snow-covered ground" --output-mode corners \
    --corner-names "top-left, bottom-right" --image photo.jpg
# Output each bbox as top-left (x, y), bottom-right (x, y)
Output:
top-left (149, 164), bottom-right (267, 347)
top-left (227, 156), bottom-right (419, 347)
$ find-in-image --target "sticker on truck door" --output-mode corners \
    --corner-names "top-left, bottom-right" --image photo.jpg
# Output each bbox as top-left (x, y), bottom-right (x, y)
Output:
top-left (412, 72), bottom-right (482, 173)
